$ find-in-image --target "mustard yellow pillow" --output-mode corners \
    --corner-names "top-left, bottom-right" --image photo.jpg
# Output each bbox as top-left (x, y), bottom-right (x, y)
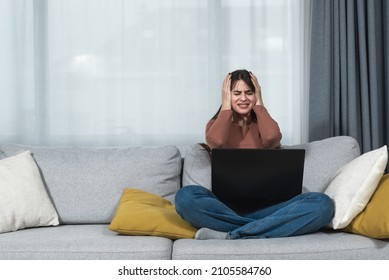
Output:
top-left (344, 174), bottom-right (389, 238)
top-left (109, 188), bottom-right (196, 239)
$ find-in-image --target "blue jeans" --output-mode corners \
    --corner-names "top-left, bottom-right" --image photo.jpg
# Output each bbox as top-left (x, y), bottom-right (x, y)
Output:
top-left (175, 185), bottom-right (334, 239)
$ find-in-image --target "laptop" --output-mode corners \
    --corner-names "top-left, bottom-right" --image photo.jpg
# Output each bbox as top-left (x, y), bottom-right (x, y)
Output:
top-left (211, 148), bottom-right (305, 214)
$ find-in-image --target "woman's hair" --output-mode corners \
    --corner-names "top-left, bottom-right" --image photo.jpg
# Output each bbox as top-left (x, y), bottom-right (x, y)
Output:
top-left (210, 69), bottom-right (257, 121)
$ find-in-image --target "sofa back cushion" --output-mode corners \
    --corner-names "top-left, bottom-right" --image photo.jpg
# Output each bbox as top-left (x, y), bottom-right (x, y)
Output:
top-left (287, 136), bottom-right (361, 193)
top-left (0, 144), bottom-right (182, 224)
top-left (182, 144), bottom-right (212, 190)
top-left (182, 136), bottom-right (361, 194)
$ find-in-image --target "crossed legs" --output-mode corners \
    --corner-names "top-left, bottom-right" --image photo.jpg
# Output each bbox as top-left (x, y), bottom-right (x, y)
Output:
top-left (175, 185), bottom-right (334, 239)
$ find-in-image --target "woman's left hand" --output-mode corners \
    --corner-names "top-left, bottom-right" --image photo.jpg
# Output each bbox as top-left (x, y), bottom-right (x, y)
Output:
top-left (250, 72), bottom-right (264, 106)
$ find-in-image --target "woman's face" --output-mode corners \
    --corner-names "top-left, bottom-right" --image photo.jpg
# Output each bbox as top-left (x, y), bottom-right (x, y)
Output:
top-left (231, 80), bottom-right (255, 117)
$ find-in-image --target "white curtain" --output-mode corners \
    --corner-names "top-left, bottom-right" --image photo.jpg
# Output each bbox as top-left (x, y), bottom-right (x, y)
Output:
top-left (0, 0), bottom-right (309, 148)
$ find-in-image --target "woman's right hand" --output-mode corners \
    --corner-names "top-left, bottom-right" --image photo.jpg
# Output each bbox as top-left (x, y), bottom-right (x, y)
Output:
top-left (221, 73), bottom-right (232, 110)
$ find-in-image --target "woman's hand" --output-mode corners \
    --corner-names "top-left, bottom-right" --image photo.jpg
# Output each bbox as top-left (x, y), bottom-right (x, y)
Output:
top-left (221, 73), bottom-right (232, 111)
top-left (250, 72), bottom-right (264, 106)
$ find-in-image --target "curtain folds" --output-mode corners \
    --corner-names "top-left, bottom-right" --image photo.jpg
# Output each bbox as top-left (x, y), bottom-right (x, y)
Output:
top-left (309, 0), bottom-right (389, 154)
top-left (1, 0), bottom-right (306, 147)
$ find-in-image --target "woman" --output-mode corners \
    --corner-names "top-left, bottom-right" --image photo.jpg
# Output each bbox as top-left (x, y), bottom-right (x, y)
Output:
top-left (175, 69), bottom-right (334, 239)
top-left (206, 69), bottom-right (282, 149)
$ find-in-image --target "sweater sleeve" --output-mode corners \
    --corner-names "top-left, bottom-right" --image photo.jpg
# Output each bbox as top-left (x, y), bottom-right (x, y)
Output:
top-left (205, 110), bottom-right (233, 149)
top-left (253, 105), bottom-right (282, 148)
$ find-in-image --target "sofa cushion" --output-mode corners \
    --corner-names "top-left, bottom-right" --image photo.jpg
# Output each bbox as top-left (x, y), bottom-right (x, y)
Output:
top-left (0, 144), bottom-right (182, 224)
top-left (324, 145), bottom-right (387, 229)
top-left (109, 188), bottom-right (196, 239)
top-left (0, 225), bottom-right (172, 259)
top-left (0, 151), bottom-right (59, 233)
top-left (172, 231), bottom-right (389, 260)
top-left (344, 173), bottom-right (389, 238)
top-left (183, 136), bottom-right (361, 193)
top-left (285, 136), bottom-right (360, 193)
top-left (182, 144), bottom-right (212, 190)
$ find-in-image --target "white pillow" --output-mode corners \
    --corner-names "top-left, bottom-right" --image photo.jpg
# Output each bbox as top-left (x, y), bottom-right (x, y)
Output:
top-left (0, 151), bottom-right (59, 233)
top-left (324, 145), bottom-right (387, 229)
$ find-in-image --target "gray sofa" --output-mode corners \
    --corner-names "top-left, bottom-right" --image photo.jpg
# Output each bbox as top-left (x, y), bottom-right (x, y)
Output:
top-left (0, 136), bottom-right (388, 260)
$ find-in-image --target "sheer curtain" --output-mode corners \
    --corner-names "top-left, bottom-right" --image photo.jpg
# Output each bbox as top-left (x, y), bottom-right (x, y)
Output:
top-left (0, 0), bottom-right (308, 148)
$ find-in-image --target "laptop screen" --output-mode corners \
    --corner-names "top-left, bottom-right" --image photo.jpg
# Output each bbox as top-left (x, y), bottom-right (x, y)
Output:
top-left (211, 148), bottom-right (305, 214)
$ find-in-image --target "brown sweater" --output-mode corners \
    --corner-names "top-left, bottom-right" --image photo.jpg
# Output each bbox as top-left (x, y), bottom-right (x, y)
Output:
top-left (206, 105), bottom-right (282, 149)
